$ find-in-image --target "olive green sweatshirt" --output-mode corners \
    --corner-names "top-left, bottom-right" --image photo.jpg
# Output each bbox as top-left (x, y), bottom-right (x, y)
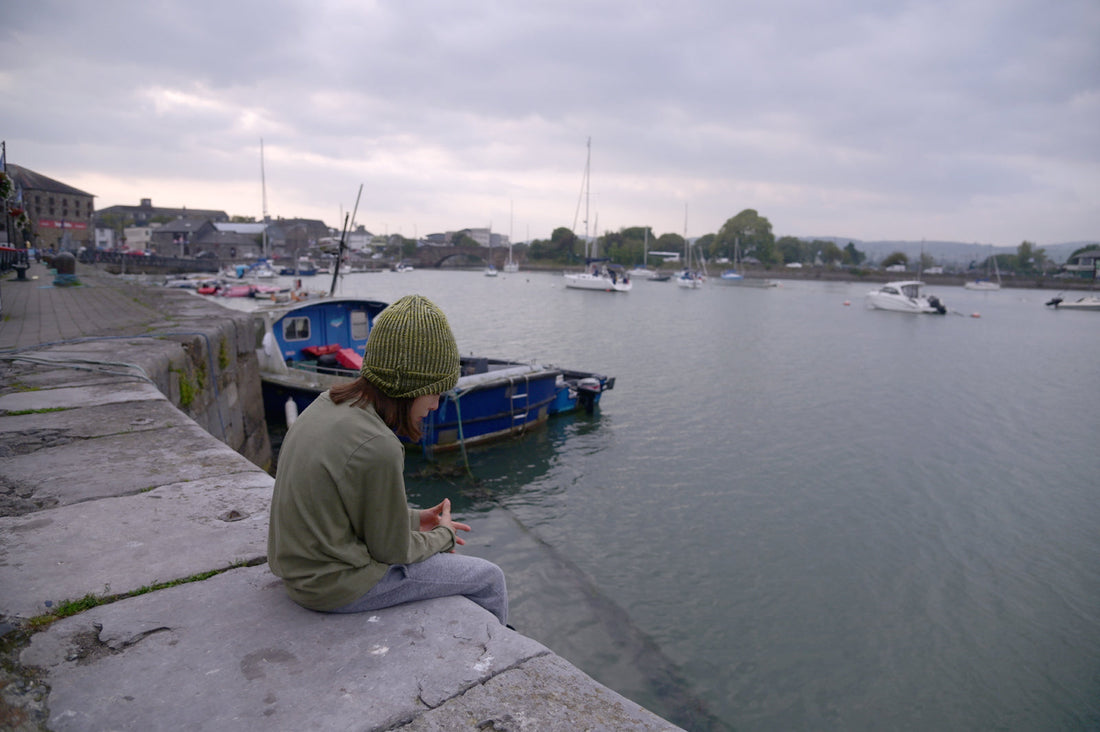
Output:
top-left (267, 391), bottom-right (455, 611)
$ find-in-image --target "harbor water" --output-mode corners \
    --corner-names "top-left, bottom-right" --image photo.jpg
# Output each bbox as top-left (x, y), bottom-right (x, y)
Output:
top-left (239, 270), bottom-right (1100, 730)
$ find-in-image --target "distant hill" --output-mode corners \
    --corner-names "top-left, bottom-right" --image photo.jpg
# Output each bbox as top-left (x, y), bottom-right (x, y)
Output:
top-left (791, 237), bottom-right (1095, 265)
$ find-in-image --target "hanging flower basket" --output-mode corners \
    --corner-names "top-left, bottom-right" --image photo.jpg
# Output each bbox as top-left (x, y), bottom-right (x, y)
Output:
top-left (8, 206), bottom-right (24, 218)
top-left (0, 171), bottom-right (12, 201)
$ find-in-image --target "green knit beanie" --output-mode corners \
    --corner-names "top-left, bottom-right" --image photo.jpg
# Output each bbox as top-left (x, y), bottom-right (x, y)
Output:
top-left (360, 295), bottom-right (460, 398)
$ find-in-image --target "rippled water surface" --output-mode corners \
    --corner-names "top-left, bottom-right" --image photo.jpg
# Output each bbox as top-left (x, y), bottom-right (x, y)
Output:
top-left (250, 270), bottom-right (1100, 730)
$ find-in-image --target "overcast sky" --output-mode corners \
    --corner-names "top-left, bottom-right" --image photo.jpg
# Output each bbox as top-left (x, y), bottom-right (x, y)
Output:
top-left (3, 0), bottom-right (1098, 246)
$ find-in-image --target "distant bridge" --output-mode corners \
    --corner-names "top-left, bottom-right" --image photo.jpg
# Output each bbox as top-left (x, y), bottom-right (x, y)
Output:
top-left (411, 245), bottom-right (520, 269)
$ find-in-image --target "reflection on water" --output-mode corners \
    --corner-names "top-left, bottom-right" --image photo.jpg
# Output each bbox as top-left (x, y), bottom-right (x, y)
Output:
top-left (404, 414), bottom-right (729, 731)
top-left (255, 271), bottom-right (1100, 731)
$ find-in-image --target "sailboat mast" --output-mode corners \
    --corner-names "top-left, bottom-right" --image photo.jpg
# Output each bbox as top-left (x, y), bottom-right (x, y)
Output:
top-left (260, 138), bottom-right (269, 259)
top-left (330, 184), bottom-right (362, 297)
top-left (683, 202), bottom-right (689, 269)
top-left (584, 137), bottom-right (591, 259)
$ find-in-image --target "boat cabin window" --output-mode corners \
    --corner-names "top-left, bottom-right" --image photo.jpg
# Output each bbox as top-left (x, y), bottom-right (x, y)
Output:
top-left (882, 286), bottom-right (899, 295)
top-left (351, 310), bottom-right (370, 341)
top-left (283, 316), bottom-right (311, 341)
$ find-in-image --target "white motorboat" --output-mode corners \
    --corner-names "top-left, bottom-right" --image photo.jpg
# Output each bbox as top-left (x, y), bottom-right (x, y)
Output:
top-left (1045, 294), bottom-right (1100, 311)
top-left (865, 280), bottom-right (947, 314)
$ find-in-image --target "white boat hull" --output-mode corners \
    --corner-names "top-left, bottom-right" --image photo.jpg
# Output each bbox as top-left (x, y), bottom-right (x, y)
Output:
top-left (964, 280), bottom-right (1001, 291)
top-left (676, 271), bottom-right (705, 288)
top-left (1047, 295), bottom-right (1100, 311)
top-left (716, 273), bottom-right (778, 288)
top-left (563, 272), bottom-right (632, 292)
top-left (865, 280), bottom-right (946, 314)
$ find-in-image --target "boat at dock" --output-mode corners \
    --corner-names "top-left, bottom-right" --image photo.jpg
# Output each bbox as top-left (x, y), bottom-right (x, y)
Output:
top-left (252, 296), bottom-right (615, 452)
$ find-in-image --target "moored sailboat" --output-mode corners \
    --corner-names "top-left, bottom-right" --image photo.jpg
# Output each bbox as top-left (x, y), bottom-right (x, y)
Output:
top-left (563, 138), bottom-right (632, 293)
top-left (965, 246), bottom-right (1002, 291)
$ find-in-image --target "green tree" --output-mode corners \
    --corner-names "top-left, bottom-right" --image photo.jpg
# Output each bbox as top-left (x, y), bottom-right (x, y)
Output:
top-left (618, 226), bottom-right (655, 265)
top-left (550, 226), bottom-right (580, 261)
top-left (656, 232), bottom-right (686, 259)
top-left (843, 242), bottom-right (866, 265)
top-left (694, 233), bottom-right (717, 260)
top-left (776, 236), bottom-right (804, 264)
top-left (1016, 240), bottom-right (1048, 273)
top-left (881, 251), bottom-right (908, 268)
top-left (818, 241), bottom-right (844, 266)
top-left (715, 209), bottom-right (778, 267)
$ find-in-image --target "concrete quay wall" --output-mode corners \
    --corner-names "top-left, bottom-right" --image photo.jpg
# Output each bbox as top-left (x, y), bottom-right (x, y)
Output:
top-left (0, 266), bottom-right (681, 731)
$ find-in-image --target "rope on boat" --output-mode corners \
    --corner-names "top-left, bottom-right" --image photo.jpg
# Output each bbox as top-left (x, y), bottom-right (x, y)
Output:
top-left (450, 388), bottom-right (474, 478)
top-left (423, 386), bottom-right (474, 478)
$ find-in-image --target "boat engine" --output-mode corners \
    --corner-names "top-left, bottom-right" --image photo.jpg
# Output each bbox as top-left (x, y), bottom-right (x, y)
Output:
top-left (928, 295), bottom-right (947, 314)
top-left (576, 377), bottom-right (603, 414)
top-left (1045, 296), bottom-right (1063, 308)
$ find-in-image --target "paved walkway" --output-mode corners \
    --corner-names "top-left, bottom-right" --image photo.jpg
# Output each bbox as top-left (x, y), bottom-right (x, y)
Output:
top-left (0, 262), bottom-right (172, 350)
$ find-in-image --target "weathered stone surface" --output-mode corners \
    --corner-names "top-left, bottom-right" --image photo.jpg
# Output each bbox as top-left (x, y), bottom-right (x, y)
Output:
top-left (21, 569), bottom-right (553, 732)
top-left (399, 654), bottom-right (681, 731)
top-left (0, 419), bottom-right (257, 508)
top-left (0, 471), bottom-right (273, 618)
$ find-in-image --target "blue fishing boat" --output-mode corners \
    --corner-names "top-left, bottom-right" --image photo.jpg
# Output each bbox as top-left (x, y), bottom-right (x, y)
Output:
top-left (252, 297), bottom-right (614, 452)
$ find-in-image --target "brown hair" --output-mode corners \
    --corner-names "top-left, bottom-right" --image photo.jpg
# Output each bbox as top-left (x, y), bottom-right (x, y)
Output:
top-left (329, 376), bottom-right (424, 442)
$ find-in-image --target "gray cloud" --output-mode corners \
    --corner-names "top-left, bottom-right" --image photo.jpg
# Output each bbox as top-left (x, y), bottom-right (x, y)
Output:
top-left (3, 0), bottom-right (1097, 245)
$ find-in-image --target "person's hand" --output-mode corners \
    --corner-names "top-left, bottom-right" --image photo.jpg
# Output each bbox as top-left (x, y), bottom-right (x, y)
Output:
top-left (419, 498), bottom-right (470, 546)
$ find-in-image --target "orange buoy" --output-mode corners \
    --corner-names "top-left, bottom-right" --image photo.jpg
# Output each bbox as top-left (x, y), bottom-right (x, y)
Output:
top-left (971, 312), bottom-right (981, 318)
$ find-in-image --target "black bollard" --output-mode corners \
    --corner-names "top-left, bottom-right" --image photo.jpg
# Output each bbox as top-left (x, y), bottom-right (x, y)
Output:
top-left (53, 251), bottom-right (80, 286)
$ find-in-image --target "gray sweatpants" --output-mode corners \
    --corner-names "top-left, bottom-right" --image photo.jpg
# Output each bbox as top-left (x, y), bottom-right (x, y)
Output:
top-left (330, 553), bottom-right (508, 625)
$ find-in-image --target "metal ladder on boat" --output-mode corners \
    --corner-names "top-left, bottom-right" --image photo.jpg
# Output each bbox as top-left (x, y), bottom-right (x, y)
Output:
top-left (508, 372), bottom-right (532, 436)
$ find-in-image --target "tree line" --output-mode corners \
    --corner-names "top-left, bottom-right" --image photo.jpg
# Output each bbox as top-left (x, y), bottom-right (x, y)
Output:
top-left (520, 208), bottom-right (1070, 275)
top-left (524, 209), bottom-right (864, 269)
